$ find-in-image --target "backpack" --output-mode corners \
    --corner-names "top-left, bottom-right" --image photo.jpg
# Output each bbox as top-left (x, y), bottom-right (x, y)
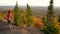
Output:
top-left (8, 14), bottom-right (11, 22)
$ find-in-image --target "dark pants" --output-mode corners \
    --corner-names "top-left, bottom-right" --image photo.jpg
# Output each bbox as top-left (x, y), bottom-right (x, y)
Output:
top-left (8, 20), bottom-right (11, 24)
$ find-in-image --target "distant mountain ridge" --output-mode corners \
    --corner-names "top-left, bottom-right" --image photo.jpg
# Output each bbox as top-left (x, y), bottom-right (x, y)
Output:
top-left (0, 6), bottom-right (60, 17)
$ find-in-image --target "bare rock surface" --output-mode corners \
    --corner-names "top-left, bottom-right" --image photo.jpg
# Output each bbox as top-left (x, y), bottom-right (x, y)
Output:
top-left (0, 20), bottom-right (44, 34)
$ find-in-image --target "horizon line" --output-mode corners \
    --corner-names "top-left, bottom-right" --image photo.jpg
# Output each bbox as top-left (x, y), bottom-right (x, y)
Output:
top-left (0, 6), bottom-right (60, 7)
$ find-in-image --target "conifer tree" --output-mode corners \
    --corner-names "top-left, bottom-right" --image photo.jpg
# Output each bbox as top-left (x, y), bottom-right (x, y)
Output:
top-left (46, 0), bottom-right (54, 24)
top-left (42, 16), bottom-right (46, 26)
top-left (14, 1), bottom-right (25, 27)
top-left (58, 15), bottom-right (60, 22)
top-left (14, 1), bottom-right (21, 26)
top-left (26, 4), bottom-right (34, 26)
top-left (42, 0), bottom-right (58, 34)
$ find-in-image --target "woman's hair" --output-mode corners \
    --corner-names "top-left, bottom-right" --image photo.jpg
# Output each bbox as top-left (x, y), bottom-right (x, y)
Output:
top-left (8, 10), bottom-right (10, 13)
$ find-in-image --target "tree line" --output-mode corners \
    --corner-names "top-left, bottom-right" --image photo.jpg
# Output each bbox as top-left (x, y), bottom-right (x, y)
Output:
top-left (13, 0), bottom-right (60, 34)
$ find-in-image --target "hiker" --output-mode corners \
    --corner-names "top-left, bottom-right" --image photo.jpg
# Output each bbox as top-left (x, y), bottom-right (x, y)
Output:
top-left (6, 10), bottom-right (13, 30)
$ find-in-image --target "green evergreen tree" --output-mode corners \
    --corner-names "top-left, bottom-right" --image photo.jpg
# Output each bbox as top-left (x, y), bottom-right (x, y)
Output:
top-left (26, 4), bottom-right (34, 27)
top-left (14, 1), bottom-right (21, 26)
top-left (42, 24), bottom-right (58, 34)
top-left (58, 15), bottom-right (60, 22)
top-left (42, 16), bottom-right (47, 26)
top-left (46, 0), bottom-right (54, 24)
top-left (42, 0), bottom-right (58, 34)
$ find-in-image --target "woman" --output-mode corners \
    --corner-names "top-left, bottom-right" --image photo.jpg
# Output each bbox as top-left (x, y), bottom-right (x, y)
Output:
top-left (6, 10), bottom-right (13, 30)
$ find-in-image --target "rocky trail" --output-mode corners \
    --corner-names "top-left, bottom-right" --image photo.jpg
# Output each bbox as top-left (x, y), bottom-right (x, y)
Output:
top-left (0, 20), bottom-right (44, 34)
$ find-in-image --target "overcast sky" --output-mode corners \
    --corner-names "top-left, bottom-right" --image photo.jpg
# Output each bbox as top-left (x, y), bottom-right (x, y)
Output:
top-left (0, 0), bottom-right (60, 6)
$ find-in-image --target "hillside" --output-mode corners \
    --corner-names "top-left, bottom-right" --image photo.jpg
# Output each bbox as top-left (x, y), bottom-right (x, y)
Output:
top-left (0, 6), bottom-right (60, 17)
